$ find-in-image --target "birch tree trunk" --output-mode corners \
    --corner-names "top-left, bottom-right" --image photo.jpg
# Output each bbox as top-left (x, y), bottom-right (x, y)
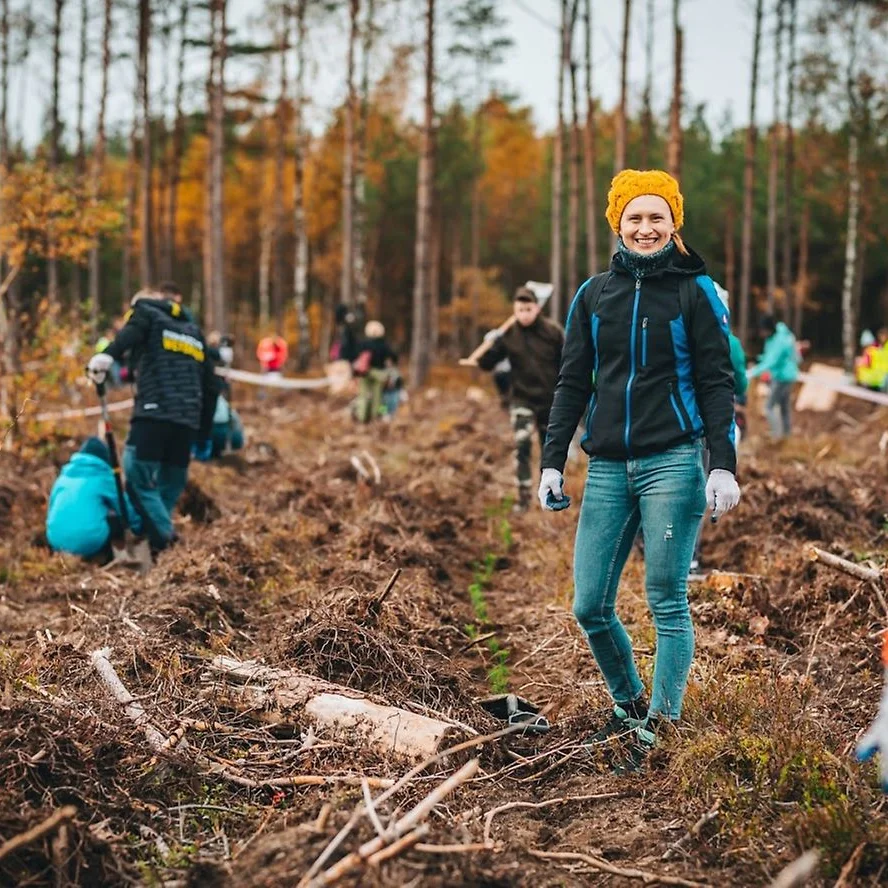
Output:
top-left (841, 4), bottom-right (861, 374)
top-left (48, 0), bottom-right (64, 306)
top-left (782, 0), bottom-right (797, 319)
top-left (567, 59), bottom-right (580, 299)
top-left (293, 0), bottom-right (311, 368)
top-left (123, 109), bottom-right (138, 307)
top-left (340, 0), bottom-right (359, 309)
top-left (842, 132), bottom-right (860, 374)
top-left (272, 4), bottom-right (289, 331)
top-left (354, 0), bottom-right (375, 310)
top-left (205, 0), bottom-right (227, 332)
top-left (0, 0), bottom-right (7, 168)
top-left (582, 0), bottom-right (597, 274)
top-left (409, 0), bottom-right (435, 388)
top-left (75, 0), bottom-right (87, 173)
top-left (165, 0), bottom-right (189, 283)
top-left (666, 0), bottom-right (683, 180)
top-left (138, 0), bottom-right (153, 288)
top-left (766, 0), bottom-right (783, 315)
top-left (88, 0), bottom-right (112, 334)
top-left (725, 202), bottom-right (736, 299)
top-left (739, 0), bottom-right (763, 346)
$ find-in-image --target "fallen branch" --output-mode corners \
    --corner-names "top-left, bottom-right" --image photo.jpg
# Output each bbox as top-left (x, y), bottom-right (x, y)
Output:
top-left (662, 802), bottom-right (720, 861)
top-left (806, 546), bottom-right (881, 584)
top-left (833, 842), bottom-right (865, 888)
top-left (90, 647), bottom-right (168, 752)
top-left (483, 793), bottom-right (623, 844)
top-left (527, 849), bottom-right (711, 887)
top-left (768, 850), bottom-right (820, 888)
top-left (300, 722), bottom-right (530, 885)
top-left (0, 806), bottom-right (78, 863)
top-left (415, 841), bottom-right (494, 854)
top-left (366, 825), bottom-right (427, 867)
top-left (305, 758), bottom-right (479, 887)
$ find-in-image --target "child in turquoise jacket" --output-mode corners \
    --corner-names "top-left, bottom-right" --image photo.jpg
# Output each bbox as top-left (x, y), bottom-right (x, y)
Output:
top-left (46, 438), bottom-right (142, 561)
top-left (748, 315), bottom-right (800, 439)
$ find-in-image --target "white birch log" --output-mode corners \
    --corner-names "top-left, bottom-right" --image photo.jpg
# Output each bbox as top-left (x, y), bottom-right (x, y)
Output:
top-left (204, 656), bottom-right (464, 761)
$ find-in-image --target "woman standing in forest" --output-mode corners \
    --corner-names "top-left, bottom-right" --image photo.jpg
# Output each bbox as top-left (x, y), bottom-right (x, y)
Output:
top-left (538, 170), bottom-right (741, 770)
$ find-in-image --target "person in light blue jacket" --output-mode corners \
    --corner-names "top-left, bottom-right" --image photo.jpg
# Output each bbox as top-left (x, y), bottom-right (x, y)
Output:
top-left (748, 314), bottom-right (800, 439)
top-left (209, 395), bottom-right (245, 458)
top-left (46, 438), bottom-right (142, 562)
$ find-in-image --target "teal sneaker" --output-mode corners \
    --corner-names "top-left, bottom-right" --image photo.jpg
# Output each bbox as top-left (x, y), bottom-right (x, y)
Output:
top-left (583, 700), bottom-right (648, 746)
top-left (613, 719), bottom-right (659, 775)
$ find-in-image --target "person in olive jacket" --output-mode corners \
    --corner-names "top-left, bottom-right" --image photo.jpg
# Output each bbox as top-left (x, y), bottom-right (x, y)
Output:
top-left (478, 287), bottom-right (564, 511)
top-left (87, 283), bottom-right (217, 553)
top-left (539, 169), bottom-right (741, 771)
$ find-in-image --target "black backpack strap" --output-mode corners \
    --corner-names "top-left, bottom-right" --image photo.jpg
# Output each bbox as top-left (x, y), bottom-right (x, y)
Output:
top-left (586, 271), bottom-right (612, 316)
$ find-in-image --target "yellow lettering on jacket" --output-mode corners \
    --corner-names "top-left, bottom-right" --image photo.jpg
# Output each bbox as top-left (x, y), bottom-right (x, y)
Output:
top-left (162, 329), bottom-right (205, 362)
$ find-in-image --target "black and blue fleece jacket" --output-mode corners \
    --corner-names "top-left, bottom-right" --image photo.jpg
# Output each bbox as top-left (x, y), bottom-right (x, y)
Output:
top-left (541, 245), bottom-right (737, 474)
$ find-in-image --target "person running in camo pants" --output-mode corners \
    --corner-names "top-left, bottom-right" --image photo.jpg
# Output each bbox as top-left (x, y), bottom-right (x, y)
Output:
top-left (477, 287), bottom-right (564, 512)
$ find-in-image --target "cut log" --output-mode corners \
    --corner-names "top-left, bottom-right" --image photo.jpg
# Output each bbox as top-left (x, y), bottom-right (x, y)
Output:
top-left (203, 656), bottom-right (465, 761)
top-left (806, 546), bottom-right (882, 584)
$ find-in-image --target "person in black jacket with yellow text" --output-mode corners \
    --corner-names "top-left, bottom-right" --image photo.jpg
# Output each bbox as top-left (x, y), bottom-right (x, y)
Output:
top-left (477, 287), bottom-right (564, 512)
top-left (538, 170), bottom-right (740, 770)
top-left (88, 283), bottom-right (217, 553)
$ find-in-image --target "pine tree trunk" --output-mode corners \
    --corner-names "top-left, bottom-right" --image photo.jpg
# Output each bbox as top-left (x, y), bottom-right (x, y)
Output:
top-left (48, 0), bottom-right (65, 306)
top-left (782, 0), bottom-right (797, 320)
top-left (450, 224), bottom-right (462, 357)
top-left (138, 0), bottom-right (153, 288)
top-left (0, 0), bottom-right (9, 423)
top-left (165, 1), bottom-right (188, 284)
top-left (793, 194), bottom-right (809, 337)
top-left (640, 0), bottom-right (653, 169)
top-left (469, 108), bottom-right (482, 349)
top-left (766, 0), bottom-right (783, 315)
top-left (723, 202), bottom-right (736, 298)
top-left (582, 0), bottom-right (597, 274)
top-left (123, 108), bottom-right (138, 307)
top-left (293, 0), bottom-right (311, 369)
top-left (354, 0), bottom-right (375, 309)
top-left (615, 0), bottom-right (631, 174)
top-left (567, 59), bottom-right (580, 298)
top-left (409, 0), bottom-right (435, 388)
top-left (550, 0), bottom-right (567, 323)
top-left (738, 0), bottom-right (763, 346)
top-left (272, 4), bottom-right (289, 331)
top-left (667, 0), bottom-right (683, 179)
top-left (429, 205), bottom-right (441, 362)
top-left (340, 0), bottom-right (359, 309)
top-left (88, 0), bottom-right (112, 334)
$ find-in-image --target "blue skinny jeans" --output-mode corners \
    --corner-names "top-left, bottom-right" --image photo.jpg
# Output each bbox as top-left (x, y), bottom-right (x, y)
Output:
top-left (573, 442), bottom-right (706, 720)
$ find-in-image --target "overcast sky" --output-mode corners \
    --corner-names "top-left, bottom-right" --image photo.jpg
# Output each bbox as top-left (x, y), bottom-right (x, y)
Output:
top-left (15, 0), bottom-right (783, 151)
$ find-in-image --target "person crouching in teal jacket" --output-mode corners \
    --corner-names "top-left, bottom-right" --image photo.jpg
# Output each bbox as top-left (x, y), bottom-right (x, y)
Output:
top-left (46, 438), bottom-right (142, 563)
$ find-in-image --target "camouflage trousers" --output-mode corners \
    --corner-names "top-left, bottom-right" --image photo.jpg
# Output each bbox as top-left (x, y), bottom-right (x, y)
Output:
top-left (509, 405), bottom-right (549, 499)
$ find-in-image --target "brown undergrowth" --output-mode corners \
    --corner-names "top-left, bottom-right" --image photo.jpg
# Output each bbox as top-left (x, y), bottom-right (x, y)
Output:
top-left (0, 381), bottom-right (886, 886)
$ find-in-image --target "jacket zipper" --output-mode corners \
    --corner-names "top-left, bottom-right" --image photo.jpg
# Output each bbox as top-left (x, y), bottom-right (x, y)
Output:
top-left (668, 383), bottom-right (687, 432)
top-left (624, 279), bottom-right (641, 455)
top-left (641, 316), bottom-right (648, 367)
top-left (584, 393), bottom-right (598, 441)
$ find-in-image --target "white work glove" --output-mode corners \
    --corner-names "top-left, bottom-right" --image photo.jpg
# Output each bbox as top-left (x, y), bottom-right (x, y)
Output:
top-left (87, 352), bottom-right (114, 385)
top-left (705, 469), bottom-right (740, 520)
top-left (219, 345), bottom-right (234, 366)
top-left (483, 329), bottom-right (502, 343)
top-left (538, 468), bottom-right (564, 510)
top-left (857, 675), bottom-right (888, 793)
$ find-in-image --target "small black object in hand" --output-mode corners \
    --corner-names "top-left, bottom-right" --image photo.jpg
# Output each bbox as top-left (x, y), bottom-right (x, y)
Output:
top-left (546, 491), bottom-right (571, 511)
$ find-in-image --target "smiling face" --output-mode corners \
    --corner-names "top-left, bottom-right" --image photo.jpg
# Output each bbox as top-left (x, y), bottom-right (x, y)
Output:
top-left (619, 194), bottom-right (675, 255)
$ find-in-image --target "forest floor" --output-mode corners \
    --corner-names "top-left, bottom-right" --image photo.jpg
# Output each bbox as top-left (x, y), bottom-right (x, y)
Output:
top-left (1, 369), bottom-right (888, 887)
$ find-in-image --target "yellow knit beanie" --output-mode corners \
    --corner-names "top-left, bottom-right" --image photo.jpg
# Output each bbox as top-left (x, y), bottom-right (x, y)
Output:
top-left (605, 169), bottom-right (684, 234)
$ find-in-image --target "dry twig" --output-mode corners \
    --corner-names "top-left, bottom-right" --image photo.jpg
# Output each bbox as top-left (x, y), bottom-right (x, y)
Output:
top-left (528, 848), bottom-right (711, 887)
top-left (662, 802), bottom-right (720, 861)
top-left (483, 793), bottom-right (623, 844)
top-left (0, 805), bottom-right (77, 862)
top-left (768, 850), bottom-right (820, 888)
